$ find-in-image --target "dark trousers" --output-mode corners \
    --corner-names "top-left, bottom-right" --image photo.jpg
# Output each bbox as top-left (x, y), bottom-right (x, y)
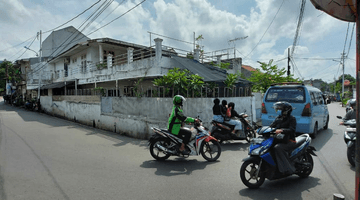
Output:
top-left (178, 128), bottom-right (192, 144)
top-left (274, 142), bottom-right (296, 174)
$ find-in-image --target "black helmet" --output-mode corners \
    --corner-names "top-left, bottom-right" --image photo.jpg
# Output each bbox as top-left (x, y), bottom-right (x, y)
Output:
top-left (173, 95), bottom-right (186, 106)
top-left (273, 101), bottom-right (293, 116)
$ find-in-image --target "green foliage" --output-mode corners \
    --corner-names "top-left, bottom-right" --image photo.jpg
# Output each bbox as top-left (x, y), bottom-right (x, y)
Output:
top-left (96, 63), bottom-right (107, 70)
top-left (224, 73), bottom-right (240, 88)
top-left (338, 74), bottom-right (355, 83)
top-left (246, 59), bottom-right (301, 93)
top-left (133, 77), bottom-right (145, 98)
top-left (94, 87), bottom-right (106, 96)
top-left (153, 68), bottom-right (205, 97)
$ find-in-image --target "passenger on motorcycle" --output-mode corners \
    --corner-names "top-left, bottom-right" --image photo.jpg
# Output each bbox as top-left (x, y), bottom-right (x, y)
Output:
top-left (226, 102), bottom-right (243, 134)
top-left (213, 98), bottom-right (226, 123)
top-left (340, 100), bottom-right (356, 125)
top-left (168, 95), bottom-right (198, 154)
top-left (270, 101), bottom-right (297, 174)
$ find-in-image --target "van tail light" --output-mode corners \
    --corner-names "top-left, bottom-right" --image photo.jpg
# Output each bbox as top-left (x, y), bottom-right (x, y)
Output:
top-left (262, 103), bottom-right (267, 114)
top-left (301, 103), bottom-right (311, 116)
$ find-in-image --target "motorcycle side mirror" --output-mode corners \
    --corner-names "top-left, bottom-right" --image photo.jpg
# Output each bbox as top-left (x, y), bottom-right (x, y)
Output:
top-left (336, 116), bottom-right (342, 119)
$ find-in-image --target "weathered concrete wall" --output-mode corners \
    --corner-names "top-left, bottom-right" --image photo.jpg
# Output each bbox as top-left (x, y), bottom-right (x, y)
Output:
top-left (40, 93), bottom-right (262, 139)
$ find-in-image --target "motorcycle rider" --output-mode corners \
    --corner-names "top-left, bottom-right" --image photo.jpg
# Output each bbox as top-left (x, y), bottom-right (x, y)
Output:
top-left (270, 101), bottom-right (297, 174)
top-left (340, 100), bottom-right (356, 125)
top-left (168, 95), bottom-right (197, 154)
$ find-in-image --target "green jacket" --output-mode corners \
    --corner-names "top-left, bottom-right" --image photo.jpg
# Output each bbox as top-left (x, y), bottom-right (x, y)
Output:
top-left (168, 105), bottom-right (195, 135)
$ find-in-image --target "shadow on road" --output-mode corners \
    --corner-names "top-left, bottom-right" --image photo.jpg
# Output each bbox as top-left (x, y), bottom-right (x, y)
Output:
top-left (219, 142), bottom-right (250, 152)
top-left (310, 129), bottom-right (334, 151)
top-left (239, 176), bottom-right (320, 200)
top-left (140, 159), bottom-right (218, 176)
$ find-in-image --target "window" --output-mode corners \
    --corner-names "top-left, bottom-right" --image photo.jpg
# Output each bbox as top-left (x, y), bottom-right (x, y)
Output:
top-left (310, 92), bottom-right (316, 104)
top-left (81, 54), bottom-right (87, 73)
top-left (72, 58), bottom-right (77, 63)
top-left (265, 87), bottom-right (305, 103)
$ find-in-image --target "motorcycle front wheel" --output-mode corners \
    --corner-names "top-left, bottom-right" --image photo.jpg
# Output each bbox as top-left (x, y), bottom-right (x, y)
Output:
top-left (240, 159), bottom-right (265, 189)
top-left (245, 129), bottom-right (256, 143)
top-left (149, 137), bottom-right (171, 161)
top-left (200, 140), bottom-right (221, 162)
top-left (347, 145), bottom-right (355, 167)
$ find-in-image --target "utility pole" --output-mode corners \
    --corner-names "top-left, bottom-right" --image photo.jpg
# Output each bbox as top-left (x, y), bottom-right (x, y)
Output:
top-left (341, 52), bottom-right (346, 99)
top-left (38, 30), bottom-right (42, 99)
top-left (287, 48), bottom-right (291, 76)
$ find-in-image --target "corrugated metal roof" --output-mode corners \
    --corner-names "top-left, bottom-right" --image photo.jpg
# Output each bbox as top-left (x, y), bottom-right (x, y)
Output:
top-left (172, 56), bottom-right (227, 82)
top-left (171, 56), bottom-right (250, 85)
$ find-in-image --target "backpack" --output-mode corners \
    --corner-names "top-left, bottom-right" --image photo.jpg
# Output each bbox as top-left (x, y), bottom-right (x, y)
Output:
top-left (226, 107), bottom-right (231, 118)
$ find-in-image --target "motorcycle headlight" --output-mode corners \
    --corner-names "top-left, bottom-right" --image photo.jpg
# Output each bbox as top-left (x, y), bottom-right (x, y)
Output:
top-left (250, 147), bottom-right (262, 155)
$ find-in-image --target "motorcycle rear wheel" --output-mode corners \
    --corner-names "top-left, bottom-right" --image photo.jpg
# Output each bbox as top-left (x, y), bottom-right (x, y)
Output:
top-left (200, 140), bottom-right (221, 162)
top-left (240, 159), bottom-right (265, 189)
top-left (347, 145), bottom-right (355, 167)
top-left (149, 138), bottom-right (171, 161)
top-left (296, 153), bottom-right (314, 178)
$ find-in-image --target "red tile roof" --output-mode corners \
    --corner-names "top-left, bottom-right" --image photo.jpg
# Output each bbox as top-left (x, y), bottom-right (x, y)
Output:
top-left (242, 65), bottom-right (257, 72)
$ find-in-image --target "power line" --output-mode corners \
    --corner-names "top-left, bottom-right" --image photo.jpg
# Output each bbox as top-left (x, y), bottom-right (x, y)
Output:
top-left (12, 36), bottom-right (38, 62)
top-left (43, 0), bottom-right (102, 34)
top-left (0, 1), bottom-right (102, 55)
top-left (29, 0), bottom-right (114, 75)
top-left (87, 0), bottom-right (147, 36)
top-left (30, 0), bottom-right (144, 75)
top-left (291, 0), bottom-right (306, 57)
top-left (346, 23), bottom-right (355, 57)
top-left (244, 0), bottom-right (285, 59)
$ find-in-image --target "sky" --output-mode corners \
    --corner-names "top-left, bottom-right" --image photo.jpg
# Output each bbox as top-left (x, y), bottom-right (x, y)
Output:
top-left (0, 0), bottom-right (357, 83)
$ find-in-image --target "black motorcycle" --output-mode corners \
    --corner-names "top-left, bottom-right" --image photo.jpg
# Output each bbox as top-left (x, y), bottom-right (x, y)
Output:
top-left (211, 113), bottom-right (259, 143)
top-left (337, 116), bottom-right (356, 167)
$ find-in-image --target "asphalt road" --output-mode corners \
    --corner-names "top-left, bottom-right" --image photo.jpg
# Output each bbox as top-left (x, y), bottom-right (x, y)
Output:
top-left (0, 100), bottom-right (355, 200)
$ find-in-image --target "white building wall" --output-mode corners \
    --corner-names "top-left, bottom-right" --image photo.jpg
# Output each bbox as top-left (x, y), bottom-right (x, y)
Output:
top-left (40, 93), bottom-right (262, 139)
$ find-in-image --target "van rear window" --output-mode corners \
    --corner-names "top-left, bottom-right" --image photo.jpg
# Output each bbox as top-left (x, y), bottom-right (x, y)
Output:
top-left (265, 87), bottom-right (305, 103)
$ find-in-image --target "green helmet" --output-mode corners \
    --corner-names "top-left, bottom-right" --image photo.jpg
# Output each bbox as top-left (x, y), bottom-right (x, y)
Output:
top-left (173, 95), bottom-right (186, 106)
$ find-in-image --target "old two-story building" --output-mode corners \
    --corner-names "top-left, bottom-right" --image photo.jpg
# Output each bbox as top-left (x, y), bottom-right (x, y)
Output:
top-left (18, 26), bottom-right (261, 139)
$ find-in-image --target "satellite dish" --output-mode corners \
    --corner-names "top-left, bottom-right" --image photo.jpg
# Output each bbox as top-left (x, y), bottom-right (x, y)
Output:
top-left (310, 0), bottom-right (356, 22)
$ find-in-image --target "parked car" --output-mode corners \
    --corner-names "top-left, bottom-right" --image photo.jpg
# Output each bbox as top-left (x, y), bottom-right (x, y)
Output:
top-left (346, 99), bottom-right (356, 113)
top-left (261, 82), bottom-right (329, 138)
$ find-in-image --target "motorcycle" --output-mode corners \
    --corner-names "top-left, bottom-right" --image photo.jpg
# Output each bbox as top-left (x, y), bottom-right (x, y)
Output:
top-left (337, 116), bottom-right (356, 167)
top-left (240, 126), bottom-right (317, 189)
top-left (211, 113), bottom-right (259, 143)
top-left (149, 118), bottom-right (221, 162)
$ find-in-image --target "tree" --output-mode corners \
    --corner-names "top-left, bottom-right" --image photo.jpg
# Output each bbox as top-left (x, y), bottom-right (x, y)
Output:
top-left (0, 61), bottom-right (21, 93)
top-left (153, 68), bottom-right (204, 97)
top-left (338, 74), bottom-right (355, 83)
top-left (247, 59), bottom-right (300, 93)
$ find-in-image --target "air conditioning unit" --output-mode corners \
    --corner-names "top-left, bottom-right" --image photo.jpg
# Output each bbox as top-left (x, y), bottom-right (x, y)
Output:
top-left (64, 58), bottom-right (70, 64)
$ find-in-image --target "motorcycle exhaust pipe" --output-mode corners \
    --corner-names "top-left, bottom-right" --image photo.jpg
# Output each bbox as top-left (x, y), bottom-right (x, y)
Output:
top-left (155, 144), bottom-right (176, 154)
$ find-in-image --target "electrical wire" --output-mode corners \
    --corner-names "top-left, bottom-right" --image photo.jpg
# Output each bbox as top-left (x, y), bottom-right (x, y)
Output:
top-left (29, 0), bottom-right (113, 75)
top-left (244, 0), bottom-right (284, 59)
top-left (346, 23), bottom-right (355, 57)
top-left (0, 0), bottom-right (102, 55)
top-left (12, 36), bottom-right (37, 62)
top-left (43, 0), bottom-right (102, 34)
top-left (30, 0), bottom-right (144, 75)
top-left (87, 0), bottom-right (147, 36)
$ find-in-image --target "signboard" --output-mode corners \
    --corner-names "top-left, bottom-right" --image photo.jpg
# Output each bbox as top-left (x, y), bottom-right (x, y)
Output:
top-left (310, 0), bottom-right (356, 22)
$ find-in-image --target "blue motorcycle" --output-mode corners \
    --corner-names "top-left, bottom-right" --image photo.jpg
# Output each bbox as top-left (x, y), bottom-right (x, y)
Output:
top-left (240, 126), bottom-right (317, 188)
